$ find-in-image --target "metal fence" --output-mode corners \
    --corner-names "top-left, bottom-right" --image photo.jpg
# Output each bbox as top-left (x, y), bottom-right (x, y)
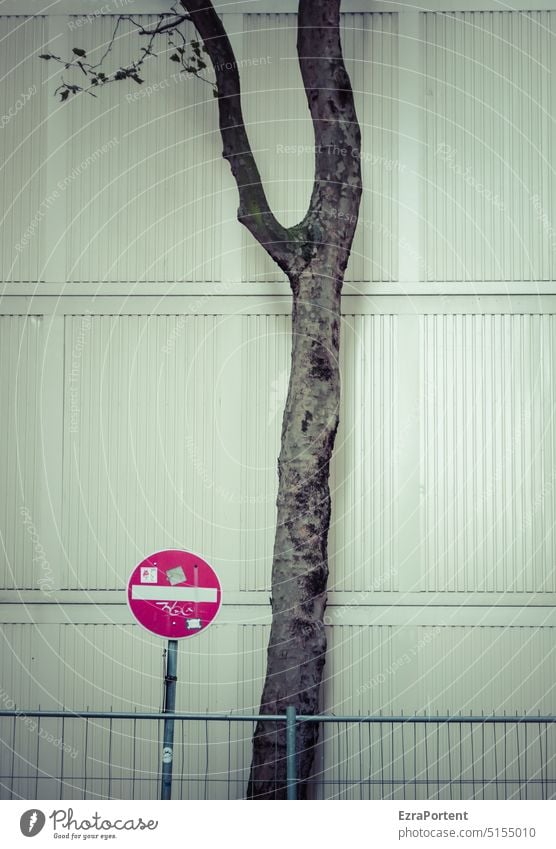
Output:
top-left (1, 710), bottom-right (555, 800)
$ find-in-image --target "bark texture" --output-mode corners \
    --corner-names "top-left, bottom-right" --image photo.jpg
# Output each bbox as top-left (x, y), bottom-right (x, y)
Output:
top-left (181, 0), bottom-right (362, 798)
top-left (246, 252), bottom-right (348, 800)
top-left (246, 2), bottom-right (362, 800)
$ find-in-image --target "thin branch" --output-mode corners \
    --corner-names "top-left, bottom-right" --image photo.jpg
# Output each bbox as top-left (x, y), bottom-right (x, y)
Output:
top-left (139, 14), bottom-right (190, 36)
top-left (41, 10), bottom-right (215, 101)
top-left (92, 15), bottom-right (126, 69)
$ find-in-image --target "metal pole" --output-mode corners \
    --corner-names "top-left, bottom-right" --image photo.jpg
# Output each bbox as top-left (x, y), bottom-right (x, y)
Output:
top-left (286, 705), bottom-right (297, 800)
top-left (160, 639), bottom-right (178, 800)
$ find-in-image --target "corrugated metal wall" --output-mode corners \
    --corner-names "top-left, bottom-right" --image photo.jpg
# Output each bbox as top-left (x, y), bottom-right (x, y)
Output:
top-left (1, 8), bottom-right (556, 798)
top-left (0, 17), bottom-right (47, 282)
top-left (0, 315), bottom-right (42, 588)
top-left (420, 313), bottom-right (556, 593)
top-left (63, 16), bottom-right (223, 283)
top-left (423, 11), bottom-right (556, 282)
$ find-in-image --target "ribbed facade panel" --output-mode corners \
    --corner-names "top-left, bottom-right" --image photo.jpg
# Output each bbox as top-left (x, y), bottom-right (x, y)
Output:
top-left (418, 625), bottom-right (556, 715)
top-left (420, 313), bottom-right (556, 593)
top-left (0, 621), bottom-right (254, 709)
top-left (64, 16), bottom-right (223, 282)
top-left (350, 12), bottom-right (399, 284)
top-left (61, 314), bottom-right (235, 589)
top-left (423, 11), bottom-right (556, 281)
top-left (0, 17), bottom-right (46, 282)
top-left (330, 315), bottom-right (399, 592)
top-left (324, 625), bottom-right (556, 716)
top-left (238, 314), bottom-right (290, 591)
top-left (241, 13), bottom-right (399, 283)
top-left (0, 315), bottom-right (42, 589)
top-left (3, 305), bottom-right (553, 599)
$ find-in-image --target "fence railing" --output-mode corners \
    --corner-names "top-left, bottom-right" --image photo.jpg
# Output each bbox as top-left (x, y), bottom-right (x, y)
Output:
top-left (1, 710), bottom-right (555, 800)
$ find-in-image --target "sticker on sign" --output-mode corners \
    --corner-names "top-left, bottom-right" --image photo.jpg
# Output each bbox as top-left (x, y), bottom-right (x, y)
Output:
top-left (127, 549), bottom-right (222, 639)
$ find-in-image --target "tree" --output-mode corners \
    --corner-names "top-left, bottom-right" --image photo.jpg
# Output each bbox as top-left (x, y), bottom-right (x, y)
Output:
top-left (43, 0), bottom-right (362, 799)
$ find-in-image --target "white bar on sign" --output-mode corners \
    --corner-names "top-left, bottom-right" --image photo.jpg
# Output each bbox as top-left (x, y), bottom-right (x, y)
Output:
top-left (132, 586), bottom-right (218, 603)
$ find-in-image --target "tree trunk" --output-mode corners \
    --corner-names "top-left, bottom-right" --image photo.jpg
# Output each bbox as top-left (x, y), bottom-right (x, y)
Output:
top-left (247, 246), bottom-right (348, 799)
top-left (182, 0), bottom-right (362, 799)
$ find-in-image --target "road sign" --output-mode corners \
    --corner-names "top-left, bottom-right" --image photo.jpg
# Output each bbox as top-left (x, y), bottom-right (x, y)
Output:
top-left (127, 549), bottom-right (222, 639)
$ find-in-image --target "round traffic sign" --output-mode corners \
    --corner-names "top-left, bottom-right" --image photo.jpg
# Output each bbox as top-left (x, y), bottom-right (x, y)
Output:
top-left (127, 549), bottom-right (222, 639)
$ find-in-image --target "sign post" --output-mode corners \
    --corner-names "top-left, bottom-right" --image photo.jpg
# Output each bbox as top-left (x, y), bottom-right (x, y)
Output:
top-left (126, 549), bottom-right (222, 801)
top-left (161, 639), bottom-right (178, 800)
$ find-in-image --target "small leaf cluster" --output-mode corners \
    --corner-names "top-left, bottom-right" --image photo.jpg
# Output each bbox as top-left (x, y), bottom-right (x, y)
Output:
top-left (38, 11), bottom-right (217, 102)
top-left (169, 38), bottom-right (208, 75)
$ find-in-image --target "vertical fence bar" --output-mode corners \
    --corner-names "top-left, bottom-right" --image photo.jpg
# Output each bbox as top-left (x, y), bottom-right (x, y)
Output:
top-left (34, 716), bottom-right (40, 800)
top-left (367, 722), bottom-right (372, 801)
top-left (541, 722), bottom-right (547, 800)
top-left (401, 719), bottom-right (406, 800)
top-left (131, 716), bottom-right (137, 801)
top-left (180, 721), bottom-right (186, 801)
top-left (358, 720), bottom-right (363, 800)
top-left (108, 716), bottom-right (113, 800)
top-left (83, 716), bottom-right (89, 800)
top-left (516, 717), bottom-right (522, 800)
top-left (286, 706), bottom-right (297, 800)
top-left (435, 721), bottom-right (440, 799)
top-left (493, 721), bottom-right (499, 801)
top-left (59, 716), bottom-right (65, 800)
top-left (204, 719), bottom-right (209, 800)
top-left (524, 722), bottom-right (528, 800)
top-left (10, 715), bottom-right (16, 800)
top-left (227, 721), bottom-right (231, 801)
top-left (447, 720), bottom-right (453, 801)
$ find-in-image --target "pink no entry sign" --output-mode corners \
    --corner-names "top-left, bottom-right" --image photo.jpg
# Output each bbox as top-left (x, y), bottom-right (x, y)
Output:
top-left (127, 549), bottom-right (222, 639)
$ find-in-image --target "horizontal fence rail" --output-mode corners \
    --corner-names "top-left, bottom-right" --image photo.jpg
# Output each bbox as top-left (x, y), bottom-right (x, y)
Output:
top-left (1, 711), bottom-right (555, 801)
